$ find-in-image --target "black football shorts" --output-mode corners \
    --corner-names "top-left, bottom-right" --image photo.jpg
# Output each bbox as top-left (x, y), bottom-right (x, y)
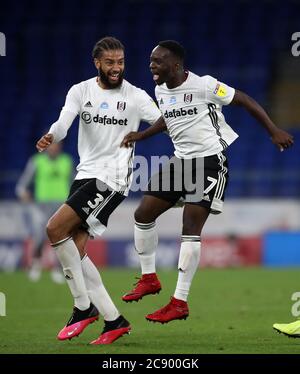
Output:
top-left (66, 178), bottom-right (125, 237)
top-left (145, 152), bottom-right (228, 214)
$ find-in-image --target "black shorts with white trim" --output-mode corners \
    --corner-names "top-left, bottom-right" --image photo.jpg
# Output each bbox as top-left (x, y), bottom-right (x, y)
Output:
top-left (145, 152), bottom-right (228, 214)
top-left (66, 178), bottom-right (125, 236)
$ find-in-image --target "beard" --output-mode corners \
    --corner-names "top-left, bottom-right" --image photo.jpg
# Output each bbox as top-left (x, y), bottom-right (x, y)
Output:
top-left (98, 67), bottom-right (124, 89)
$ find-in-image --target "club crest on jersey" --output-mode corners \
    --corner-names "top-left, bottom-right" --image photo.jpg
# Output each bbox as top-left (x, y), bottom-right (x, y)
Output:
top-left (100, 102), bottom-right (109, 109)
top-left (169, 96), bottom-right (176, 104)
top-left (117, 101), bottom-right (126, 111)
top-left (184, 94), bottom-right (193, 103)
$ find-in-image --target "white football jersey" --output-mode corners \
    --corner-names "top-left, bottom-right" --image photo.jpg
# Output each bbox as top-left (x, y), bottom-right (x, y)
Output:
top-left (62, 77), bottom-right (161, 195)
top-left (155, 72), bottom-right (239, 158)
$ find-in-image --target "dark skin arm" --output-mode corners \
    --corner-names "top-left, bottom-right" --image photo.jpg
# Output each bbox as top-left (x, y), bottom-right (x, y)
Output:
top-left (120, 116), bottom-right (167, 148)
top-left (231, 90), bottom-right (294, 151)
top-left (121, 90), bottom-right (294, 151)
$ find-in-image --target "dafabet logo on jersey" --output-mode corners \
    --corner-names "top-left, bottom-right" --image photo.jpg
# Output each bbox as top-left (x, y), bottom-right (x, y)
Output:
top-left (164, 107), bottom-right (198, 119)
top-left (81, 111), bottom-right (128, 126)
top-left (213, 83), bottom-right (227, 97)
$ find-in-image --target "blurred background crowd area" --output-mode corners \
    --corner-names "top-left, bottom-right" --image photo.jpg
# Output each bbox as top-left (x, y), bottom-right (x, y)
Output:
top-left (0, 0), bottom-right (300, 199)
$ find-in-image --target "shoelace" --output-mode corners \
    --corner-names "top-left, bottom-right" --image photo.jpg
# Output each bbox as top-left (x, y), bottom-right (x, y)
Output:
top-left (128, 276), bottom-right (157, 295)
top-left (131, 277), bottom-right (144, 289)
top-left (156, 300), bottom-right (187, 315)
top-left (159, 302), bottom-right (174, 315)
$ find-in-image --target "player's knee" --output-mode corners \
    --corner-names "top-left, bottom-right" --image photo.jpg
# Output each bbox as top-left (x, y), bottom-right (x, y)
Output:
top-left (46, 218), bottom-right (56, 242)
top-left (46, 217), bottom-right (66, 243)
top-left (134, 207), bottom-right (153, 224)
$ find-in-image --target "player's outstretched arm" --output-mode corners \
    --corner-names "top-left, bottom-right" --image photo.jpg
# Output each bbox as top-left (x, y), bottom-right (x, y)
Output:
top-left (120, 116), bottom-right (167, 148)
top-left (231, 90), bottom-right (294, 151)
top-left (36, 133), bottom-right (53, 152)
top-left (36, 110), bottom-right (77, 152)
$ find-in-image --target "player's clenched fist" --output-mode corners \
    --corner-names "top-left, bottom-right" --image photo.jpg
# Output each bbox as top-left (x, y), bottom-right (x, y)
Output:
top-left (270, 128), bottom-right (294, 152)
top-left (36, 133), bottom-right (53, 152)
top-left (120, 131), bottom-right (144, 148)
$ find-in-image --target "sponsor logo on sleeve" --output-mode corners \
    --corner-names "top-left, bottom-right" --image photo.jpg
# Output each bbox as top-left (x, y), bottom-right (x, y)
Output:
top-left (213, 83), bottom-right (227, 97)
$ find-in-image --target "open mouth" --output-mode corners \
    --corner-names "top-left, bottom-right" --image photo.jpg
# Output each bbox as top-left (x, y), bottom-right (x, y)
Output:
top-left (153, 74), bottom-right (160, 82)
top-left (109, 73), bottom-right (120, 82)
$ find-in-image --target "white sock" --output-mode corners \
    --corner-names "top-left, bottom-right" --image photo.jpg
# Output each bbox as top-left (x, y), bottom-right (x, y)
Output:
top-left (53, 237), bottom-right (90, 310)
top-left (81, 255), bottom-right (119, 321)
top-left (135, 221), bottom-right (158, 274)
top-left (174, 236), bottom-right (201, 302)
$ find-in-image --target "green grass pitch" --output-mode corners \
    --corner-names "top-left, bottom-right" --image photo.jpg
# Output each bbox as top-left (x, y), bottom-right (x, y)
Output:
top-left (0, 268), bottom-right (299, 354)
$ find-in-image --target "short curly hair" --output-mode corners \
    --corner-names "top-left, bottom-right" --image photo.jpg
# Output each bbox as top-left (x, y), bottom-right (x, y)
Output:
top-left (158, 40), bottom-right (185, 61)
top-left (92, 37), bottom-right (124, 59)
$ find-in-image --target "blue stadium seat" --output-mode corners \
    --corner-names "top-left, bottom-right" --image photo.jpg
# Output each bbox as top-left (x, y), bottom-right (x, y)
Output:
top-left (1, 0), bottom-right (300, 198)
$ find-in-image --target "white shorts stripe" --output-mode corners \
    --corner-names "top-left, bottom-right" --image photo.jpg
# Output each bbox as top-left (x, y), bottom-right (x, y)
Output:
top-left (214, 153), bottom-right (228, 200)
top-left (90, 191), bottom-right (116, 219)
